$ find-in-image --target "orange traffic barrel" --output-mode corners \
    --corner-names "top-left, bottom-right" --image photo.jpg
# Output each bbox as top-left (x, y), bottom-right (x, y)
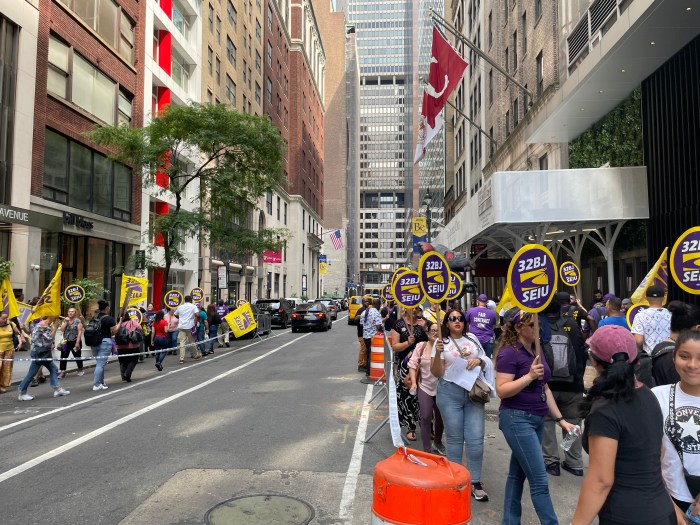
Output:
top-left (369, 333), bottom-right (385, 380)
top-left (372, 447), bottom-right (471, 525)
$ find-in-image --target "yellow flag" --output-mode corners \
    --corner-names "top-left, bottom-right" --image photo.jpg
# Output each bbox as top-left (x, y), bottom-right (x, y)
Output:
top-left (224, 302), bottom-right (257, 338)
top-left (0, 275), bottom-right (19, 319)
top-left (630, 247), bottom-right (668, 306)
top-left (497, 284), bottom-right (516, 315)
top-left (120, 274), bottom-right (149, 307)
top-left (27, 264), bottom-right (62, 322)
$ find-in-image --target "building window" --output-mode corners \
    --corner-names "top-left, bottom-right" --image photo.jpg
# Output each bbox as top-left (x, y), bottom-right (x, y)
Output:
top-left (215, 57), bottom-right (221, 85)
top-left (173, 1), bottom-right (191, 41)
top-left (504, 47), bottom-right (509, 74)
top-left (488, 69), bottom-right (493, 105)
top-left (513, 98), bottom-right (519, 126)
top-left (255, 82), bottom-right (261, 104)
top-left (59, 0), bottom-right (135, 64)
top-left (267, 41), bottom-right (272, 66)
top-left (0, 15), bottom-right (17, 206)
top-left (267, 5), bottom-right (273, 30)
top-left (276, 196), bottom-right (281, 220)
top-left (284, 202), bottom-right (287, 224)
top-left (266, 192), bottom-right (272, 214)
top-left (255, 19), bottom-right (261, 41)
top-left (536, 51), bottom-right (543, 96)
top-left (227, 1), bottom-right (237, 31)
top-left (522, 12), bottom-right (527, 55)
top-left (266, 77), bottom-right (272, 103)
top-left (488, 11), bottom-right (492, 48)
top-left (513, 30), bottom-right (517, 70)
top-left (207, 46), bottom-right (213, 75)
top-left (208, 3), bottom-right (214, 32)
top-left (535, 0), bottom-right (542, 20)
top-left (242, 61), bottom-right (247, 84)
top-left (255, 51), bottom-right (261, 72)
top-left (216, 16), bottom-right (221, 43)
top-left (225, 75), bottom-right (236, 106)
top-left (504, 0), bottom-right (508, 24)
top-left (48, 36), bottom-right (132, 126)
top-left (43, 129), bottom-right (132, 221)
top-left (505, 110), bottom-right (510, 136)
top-left (539, 153), bottom-right (548, 170)
top-left (172, 51), bottom-right (189, 90)
top-left (227, 37), bottom-right (237, 69)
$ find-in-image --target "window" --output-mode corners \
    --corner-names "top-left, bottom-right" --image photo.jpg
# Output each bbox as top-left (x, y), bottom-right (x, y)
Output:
top-left (227, 37), bottom-right (236, 69)
top-left (266, 77), bottom-right (272, 103)
top-left (208, 3), bottom-right (214, 32)
top-left (504, 0), bottom-right (508, 23)
top-left (504, 47), bottom-right (509, 74)
top-left (276, 196), bottom-right (281, 220)
top-left (513, 30), bottom-right (517, 69)
top-left (43, 129), bottom-right (132, 221)
top-left (513, 98), bottom-right (519, 126)
top-left (539, 153), bottom-right (548, 170)
top-left (242, 61), bottom-right (247, 84)
top-left (207, 46), bottom-right (213, 75)
top-left (255, 51), bottom-right (261, 72)
top-left (173, 2), bottom-right (191, 40)
top-left (172, 51), bottom-right (189, 90)
top-left (0, 16), bottom-right (17, 205)
top-left (215, 56), bottom-right (221, 85)
top-left (267, 41), bottom-right (272, 66)
top-left (225, 74), bottom-right (236, 106)
top-left (522, 12), bottom-right (527, 55)
top-left (535, 0), bottom-right (542, 19)
top-left (284, 203), bottom-right (287, 224)
top-left (536, 51), bottom-right (543, 96)
top-left (58, 0), bottom-right (136, 63)
top-left (227, 1), bottom-right (237, 30)
top-left (48, 36), bottom-right (132, 126)
top-left (267, 5), bottom-right (273, 29)
top-left (216, 16), bottom-right (221, 43)
top-left (505, 110), bottom-right (510, 136)
top-left (488, 69), bottom-right (493, 105)
top-left (488, 11), bottom-right (492, 48)
top-left (255, 82), bottom-right (261, 104)
top-left (266, 192), bottom-right (273, 214)
top-left (255, 19), bottom-right (261, 41)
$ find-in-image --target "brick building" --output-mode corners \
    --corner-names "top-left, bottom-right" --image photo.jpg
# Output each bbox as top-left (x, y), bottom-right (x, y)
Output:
top-left (29, 0), bottom-right (146, 301)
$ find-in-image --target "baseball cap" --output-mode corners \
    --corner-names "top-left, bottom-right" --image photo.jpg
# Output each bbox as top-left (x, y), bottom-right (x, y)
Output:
top-left (477, 294), bottom-right (488, 303)
top-left (646, 285), bottom-right (665, 298)
top-left (602, 293), bottom-right (616, 303)
top-left (621, 298), bottom-right (632, 306)
top-left (555, 291), bottom-right (571, 304)
top-left (587, 325), bottom-right (638, 364)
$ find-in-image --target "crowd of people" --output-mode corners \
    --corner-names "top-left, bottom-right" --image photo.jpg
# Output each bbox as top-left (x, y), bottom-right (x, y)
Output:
top-left (354, 284), bottom-right (700, 524)
top-left (0, 296), bottom-right (237, 400)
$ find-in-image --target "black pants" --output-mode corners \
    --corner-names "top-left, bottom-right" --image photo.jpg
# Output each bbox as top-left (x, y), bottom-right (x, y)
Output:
top-left (118, 351), bottom-right (139, 381)
top-left (59, 340), bottom-right (83, 371)
top-left (363, 338), bottom-right (372, 376)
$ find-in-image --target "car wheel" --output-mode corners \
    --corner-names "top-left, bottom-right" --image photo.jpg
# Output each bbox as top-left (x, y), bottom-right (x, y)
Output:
top-left (281, 317), bottom-right (288, 329)
top-left (292, 327), bottom-right (298, 333)
top-left (322, 322), bottom-right (329, 332)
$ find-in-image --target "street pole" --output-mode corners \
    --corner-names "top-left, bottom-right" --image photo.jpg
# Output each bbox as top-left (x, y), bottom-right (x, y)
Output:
top-left (427, 205), bottom-right (432, 243)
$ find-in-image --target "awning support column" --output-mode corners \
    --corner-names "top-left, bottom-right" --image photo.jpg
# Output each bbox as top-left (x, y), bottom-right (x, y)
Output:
top-left (587, 222), bottom-right (627, 295)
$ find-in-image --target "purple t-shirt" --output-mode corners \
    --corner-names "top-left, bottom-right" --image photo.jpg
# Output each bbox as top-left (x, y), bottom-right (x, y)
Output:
top-left (215, 305), bottom-right (228, 319)
top-left (466, 306), bottom-right (497, 344)
top-left (496, 343), bottom-right (552, 416)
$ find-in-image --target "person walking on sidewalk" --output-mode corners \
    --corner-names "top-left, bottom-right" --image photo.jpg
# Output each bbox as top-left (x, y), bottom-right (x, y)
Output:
top-left (17, 316), bottom-right (70, 401)
top-left (151, 310), bottom-right (169, 371)
top-left (359, 298), bottom-right (382, 378)
top-left (354, 297), bottom-right (369, 372)
top-left (90, 300), bottom-right (121, 391)
top-left (206, 304), bottom-right (220, 354)
top-left (174, 296), bottom-right (201, 364)
top-left (116, 314), bottom-right (142, 382)
top-left (0, 312), bottom-right (23, 393)
top-left (164, 308), bottom-right (179, 354)
top-left (215, 300), bottom-right (230, 348)
top-left (58, 307), bottom-right (84, 378)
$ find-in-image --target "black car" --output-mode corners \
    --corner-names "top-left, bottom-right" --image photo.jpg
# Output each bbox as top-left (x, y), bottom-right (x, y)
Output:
top-left (291, 303), bottom-right (332, 332)
top-left (255, 299), bottom-right (293, 328)
top-left (314, 299), bottom-right (339, 320)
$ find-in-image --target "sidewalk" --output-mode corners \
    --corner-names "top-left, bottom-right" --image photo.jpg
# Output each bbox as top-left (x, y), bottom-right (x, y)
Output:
top-left (10, 347), bottom-right (119, 385)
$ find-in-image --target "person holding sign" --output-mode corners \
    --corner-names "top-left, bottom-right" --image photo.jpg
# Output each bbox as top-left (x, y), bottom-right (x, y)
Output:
top-left (58, 307), bottom-right (84, 378)
top-left (495, 310), bottom-right (576, 524)
top-left (430, 306), bottom-right (494, 503)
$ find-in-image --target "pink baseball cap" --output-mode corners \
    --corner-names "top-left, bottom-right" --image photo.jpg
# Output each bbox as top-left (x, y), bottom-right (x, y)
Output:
top-left (587, 325), bottom-right (638, 364)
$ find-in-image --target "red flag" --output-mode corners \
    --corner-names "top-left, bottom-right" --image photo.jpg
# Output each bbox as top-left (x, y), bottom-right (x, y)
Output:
top-left (421, 26), bottom-right (468, 128)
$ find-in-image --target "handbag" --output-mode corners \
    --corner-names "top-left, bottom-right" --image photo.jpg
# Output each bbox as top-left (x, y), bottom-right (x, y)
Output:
top-left (449, 336), bottom-right (490, 404)
top-left (669, 384), bottom-right (700, 497)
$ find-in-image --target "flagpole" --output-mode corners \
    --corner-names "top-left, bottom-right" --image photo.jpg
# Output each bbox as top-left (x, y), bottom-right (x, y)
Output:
top-left (429, 10), bottom-right (534, 103)
top-left (444, 98), bottom-right (497, 149)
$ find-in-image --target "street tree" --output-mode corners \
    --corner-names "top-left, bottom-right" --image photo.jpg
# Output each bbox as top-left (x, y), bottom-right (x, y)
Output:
top-left (87, 103), bottom-right (290, 286)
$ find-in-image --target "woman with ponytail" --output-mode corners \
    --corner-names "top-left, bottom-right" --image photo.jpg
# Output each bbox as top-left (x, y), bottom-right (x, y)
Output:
top-left (570, 325), bottom-right (675, 525)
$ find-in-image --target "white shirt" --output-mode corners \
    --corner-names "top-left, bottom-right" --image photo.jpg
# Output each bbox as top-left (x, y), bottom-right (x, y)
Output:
top-left (631, 307), bottom-right (671, 355)
top-left (174, 302), bottom-right (199, 330)
top-left (430, 334), bottom-right (495, 393)
top-left (652, 383), bottom-right (700, 503)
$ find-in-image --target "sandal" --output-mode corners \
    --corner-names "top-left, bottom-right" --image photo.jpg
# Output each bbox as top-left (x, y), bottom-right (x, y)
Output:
top-left (405, 430), bottom-right (417, 441)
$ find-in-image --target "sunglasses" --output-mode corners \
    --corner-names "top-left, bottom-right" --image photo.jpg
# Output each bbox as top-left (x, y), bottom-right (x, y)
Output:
top-left (448, 316), bottom-right (464, 323)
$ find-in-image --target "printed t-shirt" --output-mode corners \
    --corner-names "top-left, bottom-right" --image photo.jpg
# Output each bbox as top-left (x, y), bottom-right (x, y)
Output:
top-left (653, 383), bottom-right (700, 503)
top-left (632, 307), bottom-right (672, 355)
top-left (466, 306), bottom-right (497, 344)
top-left (583, 387), bottom-right (673, 523)
top-left (430, 335), bottom-right (487, 389)
top-left (496, 342), bottom-right (551, 416)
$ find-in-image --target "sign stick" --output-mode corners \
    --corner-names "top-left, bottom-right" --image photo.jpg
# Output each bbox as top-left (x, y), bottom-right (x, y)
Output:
top-left (533, 314), bottom-right (542, 357)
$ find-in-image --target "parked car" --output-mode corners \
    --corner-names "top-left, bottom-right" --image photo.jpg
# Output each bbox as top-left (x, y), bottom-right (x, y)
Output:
top-left (314, 299), bottom-right (339, 320)
top-left (291, 303), bottom-right (332, 332)
top-left (226, 303), bottom-right (271, 338)
top-left (254, 299), bottom-right (293, 328)
top-left (285, 298), bottom-right (302, 310)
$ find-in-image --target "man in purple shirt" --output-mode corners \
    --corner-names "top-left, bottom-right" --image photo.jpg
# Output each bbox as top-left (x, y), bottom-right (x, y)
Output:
top-left (215, 300), bottom-right (230, 348)
top-left (466, 294), bottom-right (497, 357)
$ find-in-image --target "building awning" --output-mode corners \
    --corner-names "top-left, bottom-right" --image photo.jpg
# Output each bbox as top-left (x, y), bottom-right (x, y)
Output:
top-left (527, 0), bottom-right (700, 144)
top-left (436, 166), bottom-right (648, 261)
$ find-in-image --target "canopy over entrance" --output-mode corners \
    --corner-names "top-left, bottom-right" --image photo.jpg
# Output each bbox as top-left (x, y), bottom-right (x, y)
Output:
top-left (436, 167), bottom-right (648, 294)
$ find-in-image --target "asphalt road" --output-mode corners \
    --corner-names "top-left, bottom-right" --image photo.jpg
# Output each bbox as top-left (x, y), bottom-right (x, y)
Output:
top-left (0, 315), bottom-right (587, 525)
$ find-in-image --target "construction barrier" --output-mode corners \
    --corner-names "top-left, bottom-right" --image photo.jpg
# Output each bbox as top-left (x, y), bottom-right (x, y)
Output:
top-left (369, 333), bottom-right (385, 380)
top-left (372, 447), bottom-right (471, 525)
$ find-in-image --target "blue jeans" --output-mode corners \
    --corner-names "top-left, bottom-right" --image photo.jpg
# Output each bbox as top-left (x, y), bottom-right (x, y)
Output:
top-left (482, 342), bottom-right (495, 358)
top-left (167, 331), bottom-right (178, 353)
top-left (196, 330), bottom-right (206, 354)
top-left (154, 336), bottom-right (169, 365)
top-left (208, 325), bottom-right (219, 351)
top-left (499, 409), bottom-right (559, 525)
top-left (435, 378), bottom-right (485, 483)
top-left (19, 348), bottom-right (59, 392)
top-left (91, 338), bottom-right (112, 387)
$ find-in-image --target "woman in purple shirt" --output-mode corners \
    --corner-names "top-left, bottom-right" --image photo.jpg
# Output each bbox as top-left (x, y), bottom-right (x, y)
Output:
top-left (495, 310), bottom-right (576, 525)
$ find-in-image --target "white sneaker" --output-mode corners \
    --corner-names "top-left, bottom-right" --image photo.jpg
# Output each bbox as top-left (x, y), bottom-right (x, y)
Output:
top-left (76, 370), bottom-right (85, 376)
top-left (92, 384), bottom-right (108, 391)
top-left (18, 393), bottom-right (34, 401)
top-left (53, 388), bottom-right (70, 397)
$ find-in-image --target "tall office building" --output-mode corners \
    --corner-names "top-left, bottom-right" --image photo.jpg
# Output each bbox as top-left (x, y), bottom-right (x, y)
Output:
top-left (344, 1), bottom-right (415, 287)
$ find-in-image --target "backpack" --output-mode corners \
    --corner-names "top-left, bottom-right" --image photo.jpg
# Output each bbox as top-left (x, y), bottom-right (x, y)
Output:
top-left (542, 317), bottom-right (576, 383)
top-left (84, 314), bottom-right (105, 346)
top-left (114, 325), bottom-right (130, 345)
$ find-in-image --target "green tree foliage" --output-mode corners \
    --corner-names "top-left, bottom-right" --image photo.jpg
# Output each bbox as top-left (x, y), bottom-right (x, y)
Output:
top-left (60, 278), bottom-right (109, 317)
top-left (0, 258), bottom-right (12, 281)
top-left (87, 103), bottom-right (290, 284)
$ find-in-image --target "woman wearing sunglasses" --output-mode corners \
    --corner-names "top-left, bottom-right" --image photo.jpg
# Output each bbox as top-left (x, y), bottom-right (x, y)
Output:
top-left (431, 307), bottom-right (494, 502)
top-left (570, 325), bottom-right (674, 524)
top-left (495, 310), bottom-right (575, 525)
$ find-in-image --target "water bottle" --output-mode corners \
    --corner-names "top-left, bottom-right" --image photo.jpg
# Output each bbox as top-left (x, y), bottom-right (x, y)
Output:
top-left (560, 425), bottom-right (581, 452)
top-left (687, 504), bottom-right (700, 524)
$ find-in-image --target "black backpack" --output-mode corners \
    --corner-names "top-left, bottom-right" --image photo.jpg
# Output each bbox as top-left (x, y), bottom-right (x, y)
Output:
top-left (543, 317), bottom-right (576, 383)
top-left (84, 314), bottom-right (105, 346)
top-left (114, 325), bottom-right (130, 345)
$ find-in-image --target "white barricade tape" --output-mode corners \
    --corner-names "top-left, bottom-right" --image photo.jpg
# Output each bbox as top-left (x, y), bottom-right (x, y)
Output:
top-left (387, 360), bottom-right (403, 448)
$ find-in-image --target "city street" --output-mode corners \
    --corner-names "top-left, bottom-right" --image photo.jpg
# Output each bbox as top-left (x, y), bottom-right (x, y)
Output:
top-left (0, 315), bottom-right (585, 524)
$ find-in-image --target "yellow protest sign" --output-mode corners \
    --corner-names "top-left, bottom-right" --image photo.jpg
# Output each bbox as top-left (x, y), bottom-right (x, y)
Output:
top-left (224, 302), bottom-right (257, 338)
top-left (120, 275), bottom-right (149, 307)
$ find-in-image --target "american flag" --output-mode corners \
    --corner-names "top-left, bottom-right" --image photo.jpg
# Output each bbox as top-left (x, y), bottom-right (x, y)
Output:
top-left (330, 230), bottom-right (343, 250)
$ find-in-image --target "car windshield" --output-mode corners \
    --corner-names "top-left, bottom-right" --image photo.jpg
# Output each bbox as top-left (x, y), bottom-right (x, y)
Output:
top-left (309, 304), bottom-right (325, 312)
top-left (351, 297), bottom-right (363, 304)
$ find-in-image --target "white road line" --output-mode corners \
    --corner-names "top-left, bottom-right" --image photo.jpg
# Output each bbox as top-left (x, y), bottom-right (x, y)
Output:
top-left (0, 331), bottom-right (291, 434)
top-left (338, 384), bottom-right (373, 522)
top-left (0, 334), bottom-right (309, 484)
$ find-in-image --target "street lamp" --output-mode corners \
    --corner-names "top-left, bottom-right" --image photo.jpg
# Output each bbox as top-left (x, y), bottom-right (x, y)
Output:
top-left (423, 191), bottom-right (432, 243)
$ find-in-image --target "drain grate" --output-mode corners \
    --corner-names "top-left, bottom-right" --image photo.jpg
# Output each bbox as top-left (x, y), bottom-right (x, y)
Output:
top-left (205, 494), bottom-right (315, 525)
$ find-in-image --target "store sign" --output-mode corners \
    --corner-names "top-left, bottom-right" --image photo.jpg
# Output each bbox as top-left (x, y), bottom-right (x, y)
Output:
top-left (262, 250), bottom-right (282, 263)
top-left (0, 205), bottom-right (29, 224)
top-left (63, 212), bottom-right (94, 230)
top-left (217, 266), bottom-right (227, 288)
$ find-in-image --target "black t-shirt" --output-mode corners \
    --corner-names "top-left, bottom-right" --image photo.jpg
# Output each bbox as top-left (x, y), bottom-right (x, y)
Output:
top-left (652, 340), bottom-right (679, 386)
top-left (392, 319), bottom-right (428, 362)
top-left (356, 306), bottom-right (367, 337)
top-left (564, 305), bottom-right (590, 333)
top-left (381, 306), bottom-right (398, 332)
top-left (583, 387), bottom-right (674, 524)
top-left (100, 315), bottom-right (116, 338)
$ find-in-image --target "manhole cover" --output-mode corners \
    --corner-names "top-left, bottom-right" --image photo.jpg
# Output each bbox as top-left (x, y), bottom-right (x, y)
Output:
top-left (205, 494), bottom-right (315, 525)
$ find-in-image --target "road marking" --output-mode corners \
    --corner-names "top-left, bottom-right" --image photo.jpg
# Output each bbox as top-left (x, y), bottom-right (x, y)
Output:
top-left (0, 331), bottom-right (292, 434)
top-left (0, 334), bottom-right (310, 484)
top-left (338, 384), bottom-right (373, 522)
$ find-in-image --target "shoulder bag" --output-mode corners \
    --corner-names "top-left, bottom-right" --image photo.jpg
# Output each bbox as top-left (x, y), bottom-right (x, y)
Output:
top-left (449, 336), bottom-right (490, 404)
